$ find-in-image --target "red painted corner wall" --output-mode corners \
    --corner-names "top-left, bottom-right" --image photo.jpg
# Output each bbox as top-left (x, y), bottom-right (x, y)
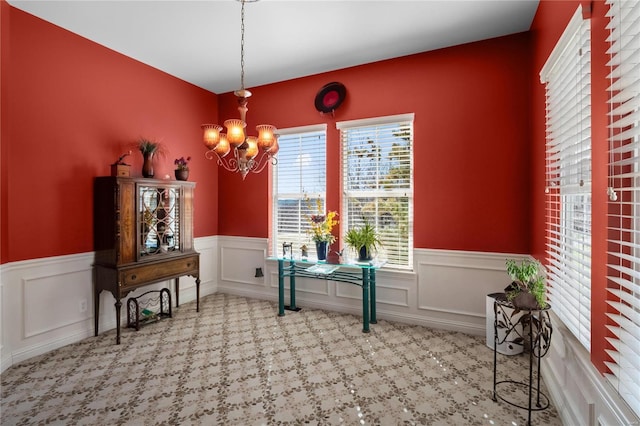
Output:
top-left (530, 0), bottom-right (610, 373)
top-left (1, 0), bottom-right (11, 264)
top-left (217, 32), bottom-right (533, 255)
top-left (1, 4), bottom-right (219, 263)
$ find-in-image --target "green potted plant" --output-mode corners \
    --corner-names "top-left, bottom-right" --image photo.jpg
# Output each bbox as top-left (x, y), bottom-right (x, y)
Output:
top-left (344, 220), bottom-right (382, 261)
top-left (137, 138), bottom-right (163, 178)
top-left (504, 258), bottom-right (547, 309)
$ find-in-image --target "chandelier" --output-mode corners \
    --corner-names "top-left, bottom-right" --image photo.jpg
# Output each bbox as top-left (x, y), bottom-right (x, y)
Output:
top-left (202, 0), bottom-right (278, 180)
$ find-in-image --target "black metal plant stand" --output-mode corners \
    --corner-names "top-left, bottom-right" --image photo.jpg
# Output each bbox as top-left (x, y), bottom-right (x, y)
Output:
top-left (492, 295), bottom-right (553, 426)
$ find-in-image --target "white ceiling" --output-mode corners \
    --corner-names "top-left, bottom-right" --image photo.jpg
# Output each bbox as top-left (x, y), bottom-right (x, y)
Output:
top-left (8, 0), bottom-right (540, 94)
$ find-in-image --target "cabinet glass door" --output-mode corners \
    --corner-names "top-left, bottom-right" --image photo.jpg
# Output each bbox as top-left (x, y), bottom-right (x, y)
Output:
top-left (139, 186), bottom-right (181, 258)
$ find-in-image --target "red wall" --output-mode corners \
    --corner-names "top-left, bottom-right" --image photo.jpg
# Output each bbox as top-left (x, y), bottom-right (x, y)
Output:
top-left (1, 0), bottom-right (10, 264)
top-left (1, 3), bottom-right (219, 263)
top-left (530, 0), bottom-right (609, 373)
top-left (218, 32), bottom-right (534, 255)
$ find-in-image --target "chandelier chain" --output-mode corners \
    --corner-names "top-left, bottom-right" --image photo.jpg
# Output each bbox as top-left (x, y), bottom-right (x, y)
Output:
top-left (240, 0), bottom-right (246, 90)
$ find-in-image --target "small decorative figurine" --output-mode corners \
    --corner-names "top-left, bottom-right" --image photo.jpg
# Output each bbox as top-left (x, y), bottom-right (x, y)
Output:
top-left (111, 150), bottom-right (132, 177)
top-left (282, 242), bottom-right (292, 258)
top-left (301, 244), bottom-right (308, 259)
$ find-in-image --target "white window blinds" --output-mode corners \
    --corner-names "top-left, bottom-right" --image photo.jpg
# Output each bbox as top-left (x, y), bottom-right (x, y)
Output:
top-left (540, 6), bottom-right (592, 351)
top-left (605, 0), bottom-right (640, 417)
top-left (337, 114), bottom-right (414, 269)
top-left (272, 125), bottom-right (327, 257)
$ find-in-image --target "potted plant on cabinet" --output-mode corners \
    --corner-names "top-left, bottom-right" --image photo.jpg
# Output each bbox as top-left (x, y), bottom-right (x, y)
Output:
top-left (504, 258), bottom-right (548, 310)
top-left (137, 138), bottom-right (163, 178)
top-left (344, 220), bottom-right (382, 261)
top-left (174, 156), bottom-right (191, 181)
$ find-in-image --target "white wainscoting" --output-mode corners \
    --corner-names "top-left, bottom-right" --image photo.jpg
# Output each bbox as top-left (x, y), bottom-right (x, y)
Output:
top-left (217, 242), bottom-right (526, 336)
top-left (542, 313), bottom-right (640, 426)
top-left (4, 236), bottom-right (636, 426)
top-left (0, 236), bottom-right (217, 373)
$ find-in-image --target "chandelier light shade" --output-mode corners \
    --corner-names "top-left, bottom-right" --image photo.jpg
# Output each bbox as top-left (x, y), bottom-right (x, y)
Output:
top-left (256, 124), bottom-right (276, 150)
top-left (202, 0), bottom-right (278, 180)
top-left (203, 124), bottom-right (222, 148)
top-left (213, 134), bottom-right (231, 157)
top-left (224, 119), bottom-right (247, 146)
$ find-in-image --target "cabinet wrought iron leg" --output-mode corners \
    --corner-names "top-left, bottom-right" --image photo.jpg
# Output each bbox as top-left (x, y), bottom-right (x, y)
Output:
top-left (196, 277), bottom-right (200, 312)
top-left (175, 277), bottom-right (180, 307)
top-left (115, 299), bottom-right (122, 345)
top-left (94, 292), bottom-right (100, 337)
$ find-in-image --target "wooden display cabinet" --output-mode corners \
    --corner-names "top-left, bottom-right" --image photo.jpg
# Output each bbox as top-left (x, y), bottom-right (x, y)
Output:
top-left (93, 177), bottom-right (200, 344)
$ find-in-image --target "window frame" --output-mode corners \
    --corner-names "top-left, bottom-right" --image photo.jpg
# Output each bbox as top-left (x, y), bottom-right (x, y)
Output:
top-left (337, 113), bottom-right (414, 269)
top-left (540, 5), bottom-right (592, 351)
top-left (271, 124), bottom-right (327, 258)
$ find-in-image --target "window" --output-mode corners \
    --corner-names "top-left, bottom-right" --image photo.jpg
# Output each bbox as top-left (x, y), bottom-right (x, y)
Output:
top-left (540, 7), bottom-right (592, 350)
top-left (272, 125), bottom-right (327, 258)
top-left (605, 0), bottom-right (640, 417)
top-left (337, 114), bottom-right (414, 269)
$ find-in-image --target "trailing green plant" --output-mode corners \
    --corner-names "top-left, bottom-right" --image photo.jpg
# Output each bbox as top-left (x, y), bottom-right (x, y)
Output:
top-left (505, 258), bottom-right (547, 309)
top-left (344, 220), bottom-right (382, 260)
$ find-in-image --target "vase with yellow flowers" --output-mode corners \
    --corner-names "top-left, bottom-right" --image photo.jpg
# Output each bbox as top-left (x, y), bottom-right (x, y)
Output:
top-left (307, 198), bottom-right (339, 261)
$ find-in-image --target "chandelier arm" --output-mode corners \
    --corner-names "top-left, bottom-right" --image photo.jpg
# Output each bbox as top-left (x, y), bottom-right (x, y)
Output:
top-left (204, 150), bottom-right (218, 161)
top-left (247, 152), bottom-right (274, 174)
top-left (218, 155), bottom-right (240, 173)
top-left (204, 149), bottom-right (241, 173)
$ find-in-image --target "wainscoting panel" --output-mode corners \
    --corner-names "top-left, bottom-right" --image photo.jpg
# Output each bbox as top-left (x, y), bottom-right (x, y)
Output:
top-left (414, 250), bottom-right (527, 334)
top-left (334, 281), bottom-right (363, 300)
top-left (23, 269), bottom-right (93, 339)
top-left (219, 237), bottom-right (268, 288)
top-left (2, 253), bottom-right (95, 370)
top-left (195, 236), bottom-right (218, 295)
top-left (289, 277), bottom-right (331, 297)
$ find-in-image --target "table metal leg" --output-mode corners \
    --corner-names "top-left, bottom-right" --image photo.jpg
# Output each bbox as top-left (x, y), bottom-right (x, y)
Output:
top-left (289, 273), bottom-right (297, 310)
top-left (369, 268), bottom-right (377, 324)
top-left (362, 271), bottom-right (370, 333)
top-left (278, 260), bottom-right (285, 316)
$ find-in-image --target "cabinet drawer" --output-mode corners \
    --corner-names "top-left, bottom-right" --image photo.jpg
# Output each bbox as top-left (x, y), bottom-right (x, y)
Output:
top-left (121, 256), bottom-right (199, 289)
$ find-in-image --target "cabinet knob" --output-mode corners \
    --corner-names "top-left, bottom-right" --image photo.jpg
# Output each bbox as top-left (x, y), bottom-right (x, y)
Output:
top-left (131, 274), bottom-right (137, 280)
top-left (187, 262), bottom-right (191, 267)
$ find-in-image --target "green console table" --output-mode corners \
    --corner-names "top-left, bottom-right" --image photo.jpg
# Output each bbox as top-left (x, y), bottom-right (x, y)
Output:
top-left (273, 258), bottom-right (385, 333)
